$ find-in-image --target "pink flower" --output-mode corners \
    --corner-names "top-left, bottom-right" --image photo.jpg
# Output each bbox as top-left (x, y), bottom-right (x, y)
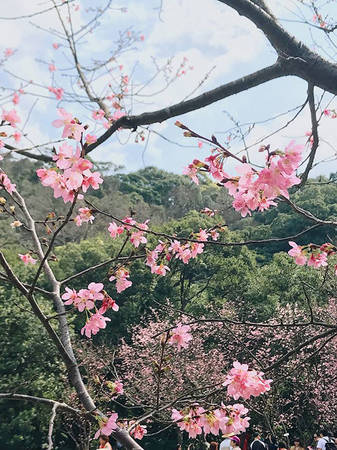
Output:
top-left (4, 48), bottom-right (14, 57)
top-left (2, 109), bottom-right (20, 127)
top-left (49, 63), bottom-right (56, 72)
top-left (85, 134), bottom-right (97, 145)
top-left (52, 143), bottom-right (75, 169)
top-left (92, 109), bottom-right (105, 120)
top-left (0, 172), bottom-right (16, 193)
top-left (183, 164), bottom-right (199, 184)
top-left (99, 294), bottom-right (119, 314)
top-left (62, 287), bottom-right (78, 305)
top-left (13, 131), bottom-right (21, 142)
top-left (52, 108), bottom-right (85, 141)
top-left (48, 87), bottom-right (64, 100)
top-left (19, 253), bottom-right (37, 265)
top-left (288, 241), bottom-right (307, 266)
top-left (52, 43), bottom-right (59, 49)
top-left (94, 413), bottom-right (118, 439)
top-left (169, 323), bottom-right (193, 351)
top-left (130, 230), bottom-right (147, 248)
top-left (81, 312), bottom-right (111, 338)
top-left (131, 424), bottom-right (147, 440)
top-left (108, 222), bottom-right (125, 238)
top-left (12, 92), bottom-right (20, 105)
top-left (153, 263), bottom-right (170, 276)
top-left (307, 251), bottom-right (328, 268)
top-left (76, 289), bottom-right (95, 312)
top-left (74, 207), bottom-right (95, 226)
top-left (109, 267), bottom-right (132, 293)
top-left (223, 361), bottom-right (272, 400)
top-left (87, 282), bottom-right (104, 301)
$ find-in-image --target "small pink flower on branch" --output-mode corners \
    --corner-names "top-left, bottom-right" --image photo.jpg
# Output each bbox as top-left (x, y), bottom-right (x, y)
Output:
top-left (52, 108), bottom-right (85, 141)
top-left (130, 424), bottom-right (147, 440)
top-left (109, 267), bottom-right (132, 293)
top-left (19, 253), bottom-right (37, 265)
top-left (81, 312), bottom-right (111, 338)
top-left (2, 109), bottom-right (21, 127)
top-left (94, 412), bottom-right (118, 439)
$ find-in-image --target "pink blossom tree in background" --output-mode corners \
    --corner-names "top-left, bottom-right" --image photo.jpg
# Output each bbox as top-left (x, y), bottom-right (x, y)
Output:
top-left (0, 0), bottom-right (337, 449)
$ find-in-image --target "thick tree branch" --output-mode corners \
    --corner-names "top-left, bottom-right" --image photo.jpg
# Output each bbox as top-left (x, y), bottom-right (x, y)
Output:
top-left (216, 0), bottom-right (337, 94)
top-left (299, 83), bottom-right (319, 186)
top-left (86, 61), bottom-right (288, 153)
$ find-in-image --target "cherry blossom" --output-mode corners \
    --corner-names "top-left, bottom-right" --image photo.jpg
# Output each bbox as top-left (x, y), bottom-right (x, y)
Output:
top-left (92, 109), bottom-right (105, 120)
top-left (2, 109), bottom-right (21, 127)
top-left (108, 221), bottom-right (125, 238)
top-left (49, 63), bottom-right (56, 72)
top-left (74, 207), bottom-right (95, 226)
top-left (48, 87), bottom-right (64, 100)
top-left (223, 361), bottom-right (272, 400)
top-left (94, 412), bottom-right (118, 439)
top-left (109, 267), bottom-right (132, 293)
top-left (19, 253), bottom-right (37, 265)
top-left (12, 92), bottom-right (20, 105)
top-left (52, 108), bottom-right (85, 141)
top-left (85, 134), bottom-right (97, 145)
top-left (81, 312), bottom-right (111, 338)
top-left (0, 172), bottom-right (16, 193)
top-left (288, 241), bottom-right (307, 266)
top-left (169, 323), bottom-right (193, 351)
top-left (130, 424), bottom-right (147, 440)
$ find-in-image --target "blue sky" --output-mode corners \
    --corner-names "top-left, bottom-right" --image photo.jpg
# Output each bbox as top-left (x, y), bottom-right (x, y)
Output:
top-left (1, 0), bottom-right (336, 178)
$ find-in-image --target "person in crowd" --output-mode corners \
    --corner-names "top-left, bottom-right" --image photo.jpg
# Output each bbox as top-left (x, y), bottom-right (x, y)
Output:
top-left (279, 442), bottom-right (288, 450)
top-left (266, 435), bottom-right (278, 450)
top-left (290, 438), bottom-right (305, 450)
top-left (221, 434), bottom-right (235, 450)
top-left (316, 429), bottom-right (336, 450)
top-left (231, 436), bottom-right (242, 450)
top-left (251, 433), bottom-right (267, 450)
top-left (98, 434), bottom-right (112, 450)
top-left (210, 443), bottom-right (219, 450)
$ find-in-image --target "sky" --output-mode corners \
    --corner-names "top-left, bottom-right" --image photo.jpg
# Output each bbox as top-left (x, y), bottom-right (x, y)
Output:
top-left (0, 0), bottom-right (337, 178)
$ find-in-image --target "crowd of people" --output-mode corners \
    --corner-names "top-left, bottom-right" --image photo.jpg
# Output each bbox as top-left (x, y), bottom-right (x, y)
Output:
top-left (95, 428), bottom-right (337, 449)
top-left (199, 429), bottom-right (337, 450)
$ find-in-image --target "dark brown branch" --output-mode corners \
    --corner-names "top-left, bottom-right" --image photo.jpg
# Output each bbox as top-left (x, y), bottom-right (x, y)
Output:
top-left (86, 61), bottom-right (288, 153)
top-left (299, 83), bottom-right (319, 186)
top-left (217, 0), bottom-right (337, 94)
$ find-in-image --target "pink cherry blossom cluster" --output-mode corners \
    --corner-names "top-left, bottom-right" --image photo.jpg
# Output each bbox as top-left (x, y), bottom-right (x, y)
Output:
top-left (48, 86), bottom-right (64, 100)
top-left (36, 142), bottom-right (103, 203)
top-left (74, 207), bottom-right (95, 226)
top-left (223, 361), bottom-right (272, 400)
top-left (169, 323), bottom-right (193, 351)
top-left (0, 172), bottom-right (16, 194)
top-left (183, 141), bottom-right (303, 217)
top-left (288, 241), bottom-right (336, 271)
top-left (130, 424), bottom-right (147, 440)
top-left (109, 267), bottom-right (132, 293)
top-left (146, 228), bottom-right (218, 272)
top-left (62, 283), bottom-right (118, 338)
top-left (171, 402), bottom-right (250, 439)
top-left (108, 218), bottom-right (149, 248)
top-left (52, 108), bottom-right (85, 141)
